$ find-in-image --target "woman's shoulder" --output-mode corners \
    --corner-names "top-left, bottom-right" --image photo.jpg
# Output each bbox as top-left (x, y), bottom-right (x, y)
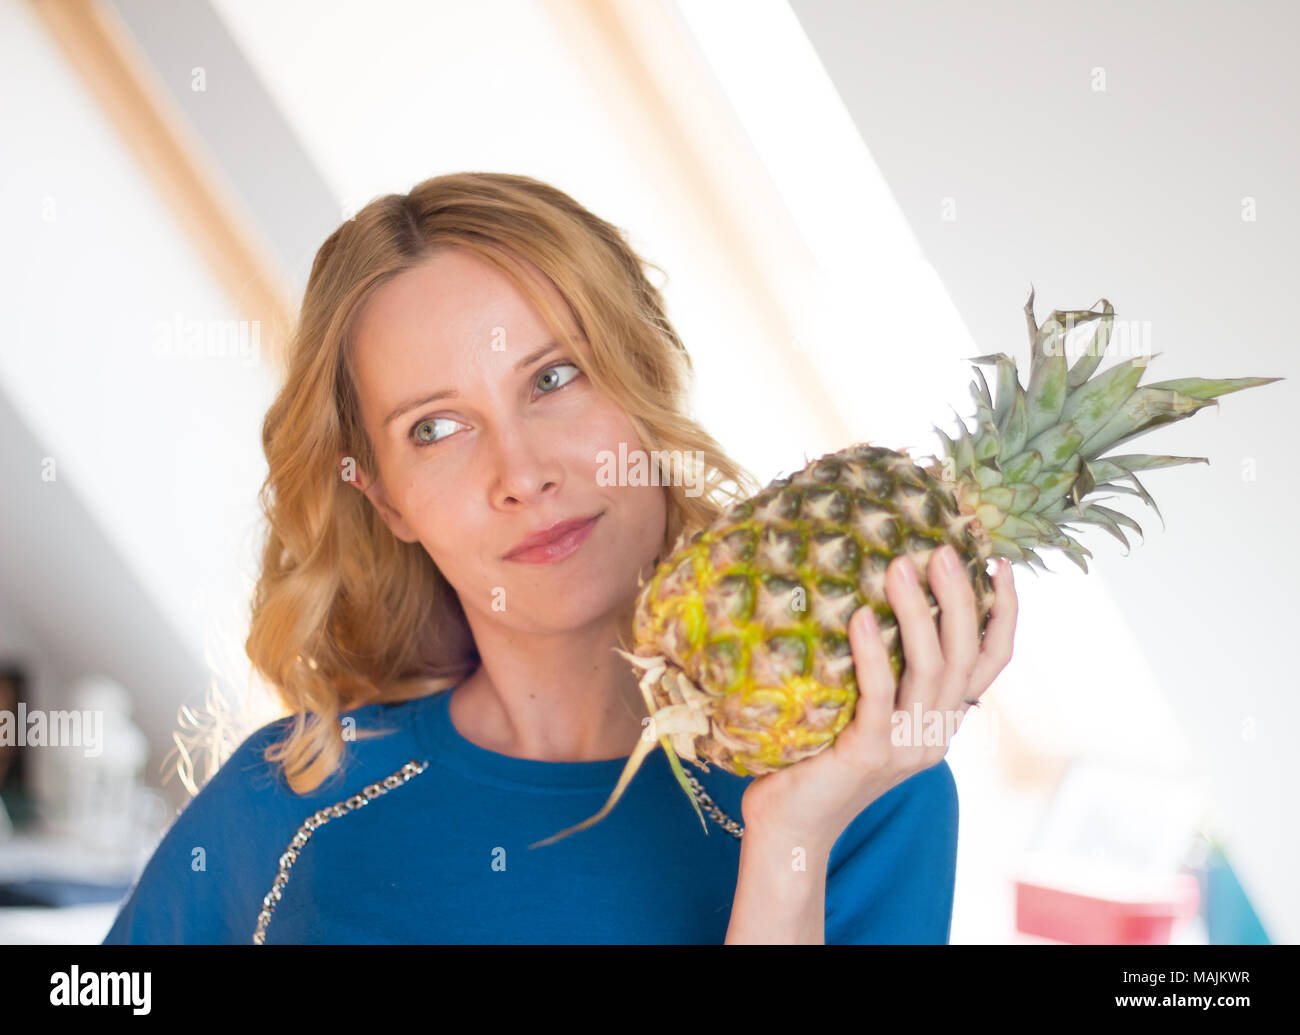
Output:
top-left (207, 695), bottom-right (434, 812)
top-left (101, 696), bottom-right (435, 944)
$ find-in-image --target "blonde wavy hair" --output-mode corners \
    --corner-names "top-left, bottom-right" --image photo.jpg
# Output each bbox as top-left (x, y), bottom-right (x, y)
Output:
top-left (206, 171), bottom-right (763, 797)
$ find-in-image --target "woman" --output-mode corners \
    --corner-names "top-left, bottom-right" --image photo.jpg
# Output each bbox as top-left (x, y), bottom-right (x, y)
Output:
top-left (103, 172), bottom-right (1016, 945)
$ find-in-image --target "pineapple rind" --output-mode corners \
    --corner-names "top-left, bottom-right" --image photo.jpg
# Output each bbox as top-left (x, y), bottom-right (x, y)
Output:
top-left (630, 444), bottom-right (997, 779)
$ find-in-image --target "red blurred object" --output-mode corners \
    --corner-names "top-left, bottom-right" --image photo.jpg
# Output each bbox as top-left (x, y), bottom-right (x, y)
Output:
top-left (1015, 872), bottom-right (1200, 944)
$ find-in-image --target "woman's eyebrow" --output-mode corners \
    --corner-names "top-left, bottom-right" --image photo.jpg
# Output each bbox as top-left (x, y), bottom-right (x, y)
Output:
top-left (380, 338), bottom-right (580, 428)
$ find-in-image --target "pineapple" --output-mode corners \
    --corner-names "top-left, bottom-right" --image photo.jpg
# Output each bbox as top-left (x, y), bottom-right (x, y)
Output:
top-left (528, 290), bottom-right (1282, 849)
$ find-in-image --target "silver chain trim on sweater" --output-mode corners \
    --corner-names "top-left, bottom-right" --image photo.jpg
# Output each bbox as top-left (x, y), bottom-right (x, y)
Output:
top-left (684, 772), bottom-right (744, 839)
top-left (251, 758), bottom-right (742, 943)
top-left (252, 759), bottom-right (430, 944)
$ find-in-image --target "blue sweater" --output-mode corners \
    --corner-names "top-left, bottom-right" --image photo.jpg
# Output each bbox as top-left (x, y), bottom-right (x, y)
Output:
top-left (102, 687), bottom-right (958, 944)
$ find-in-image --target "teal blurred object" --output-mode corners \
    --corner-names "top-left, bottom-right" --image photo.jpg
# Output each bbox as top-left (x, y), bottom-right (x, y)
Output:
top-left (1200, 841), bottom-right (1271, 945)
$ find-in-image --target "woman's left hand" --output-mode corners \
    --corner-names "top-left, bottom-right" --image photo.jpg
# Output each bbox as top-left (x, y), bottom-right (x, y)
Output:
top-left (738, 544), bottom-right (1018, 853)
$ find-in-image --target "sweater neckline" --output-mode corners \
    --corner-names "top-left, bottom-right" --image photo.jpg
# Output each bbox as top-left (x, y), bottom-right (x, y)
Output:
top-left (411, 684), bottom-right (645, 792)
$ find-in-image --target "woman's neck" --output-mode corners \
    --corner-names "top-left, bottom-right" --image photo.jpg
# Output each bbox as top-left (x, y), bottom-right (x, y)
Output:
top-left (449, 615), bottom-right (648, 762)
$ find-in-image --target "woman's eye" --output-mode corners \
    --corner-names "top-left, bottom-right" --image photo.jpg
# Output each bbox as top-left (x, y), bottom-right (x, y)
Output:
top-left (536, 361), bottom-right (581, 393)
top-left (411, 416), bottom-right (460, 447)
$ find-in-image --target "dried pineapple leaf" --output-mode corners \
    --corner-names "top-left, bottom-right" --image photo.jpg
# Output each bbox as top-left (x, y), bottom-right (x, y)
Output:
top-left (529, 653), bottom-right (710, 848)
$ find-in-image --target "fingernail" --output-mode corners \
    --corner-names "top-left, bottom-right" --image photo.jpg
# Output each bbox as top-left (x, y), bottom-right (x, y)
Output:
top-left (940, 545), bottom-right (960, 574)
top-left (896, 558), bottom-right (917, 584)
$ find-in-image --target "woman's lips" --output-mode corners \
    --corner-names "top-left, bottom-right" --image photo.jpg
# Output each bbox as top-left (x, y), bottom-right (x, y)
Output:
top-left (503, 514), bottom-right (601, 564)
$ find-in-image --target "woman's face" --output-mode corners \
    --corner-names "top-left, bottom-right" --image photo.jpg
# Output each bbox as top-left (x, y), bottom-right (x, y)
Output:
top-left (347, 246), bottom-right (668, 634)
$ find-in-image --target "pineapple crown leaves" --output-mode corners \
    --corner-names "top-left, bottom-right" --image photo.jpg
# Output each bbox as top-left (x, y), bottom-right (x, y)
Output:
top-left (933, 287), bottom-right (1283, 575)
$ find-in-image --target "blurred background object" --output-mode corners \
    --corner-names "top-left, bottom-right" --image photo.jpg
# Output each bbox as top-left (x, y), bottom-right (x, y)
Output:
top-left (40, 675), bottom-right (155, 854)
top-left (1, 0), bottom-right (1295, 943)
top-left (1199, 838), bottom-right (1272, 945)
top-left (0, 666), bottom-right (32, 836)
top-left (1010, 760), bottom-right (1207, 944)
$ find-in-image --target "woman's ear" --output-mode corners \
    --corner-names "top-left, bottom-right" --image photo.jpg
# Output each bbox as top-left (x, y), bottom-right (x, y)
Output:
top-left (342, 455), bottom-right (420, 543)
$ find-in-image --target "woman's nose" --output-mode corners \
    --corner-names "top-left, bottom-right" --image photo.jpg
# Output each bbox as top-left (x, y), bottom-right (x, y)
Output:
top-left (489, 424), bottom-right (565, 506)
